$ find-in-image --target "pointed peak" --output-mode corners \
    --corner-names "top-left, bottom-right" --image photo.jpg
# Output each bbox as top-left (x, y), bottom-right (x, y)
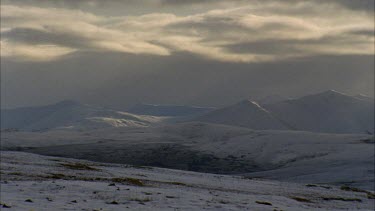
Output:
top-left (235, 99), bottom-right (269, 111)
top-left (305, 90), bottom-right (350, 99)
top-left (321, 89), bottom-right (347, 96)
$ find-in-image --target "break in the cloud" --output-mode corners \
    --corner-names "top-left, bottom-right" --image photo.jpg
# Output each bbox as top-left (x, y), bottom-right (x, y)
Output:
top-left (1, 1), bottom-right (374, 62)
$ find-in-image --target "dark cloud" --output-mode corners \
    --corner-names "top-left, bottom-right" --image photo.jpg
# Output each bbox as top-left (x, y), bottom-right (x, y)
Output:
top-left (347, 29), bottom-right (374, 37)
top-left (224, 34), bottom-right (371, 55)
top-left (2, 51), bottom-right (373, 109)
top-left (161, 0), bottom-right (374, 11)
top-left (3, 0), bottom-right (373, 12)
top-left (2, 27), bottom-right (91, 49)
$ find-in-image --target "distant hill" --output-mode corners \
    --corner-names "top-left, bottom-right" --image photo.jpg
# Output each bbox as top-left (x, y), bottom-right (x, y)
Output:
top-left (193, 100), bottom-right (290, 130)
top-left (193, 90), bottom-right (374, 134)
top-left (2, 90), bottom-right (373, 134)
top-left (256, 94), bottom-right (288, 105)
top-left (1, 100), bottom-right (163, 131)
top-left (264, 90), bottom-right (374, 134)
top-left (127, 103), bottom-right (215, 116)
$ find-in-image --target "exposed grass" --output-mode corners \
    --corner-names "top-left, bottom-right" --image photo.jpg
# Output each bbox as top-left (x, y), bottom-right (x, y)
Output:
top-left (290, 196), bottom-right (312, 203)
top-left (46, 173), bottom-right (76, 180)
top-left (305, 184), bottom-right (331, 189)
top-left (166, 181), bottom-right (187, 186)
top-left (218, 199), bottom-right (230, 204)
top-left (322, 197), bottom-right (362, 202)
top-left (48, 159), bottom-right (63, 162)
top-left (256, 201), bottom-right (272, 206)
top-left (130, 197), bottom-right (152, 203)
top-left (340, 185), bottom-right (375, 199)
top-left (130, 165), bottom-right (153, 170)
top-left (340, 185), bottom-right (361, 192)
top-left (107, 200), bottom-right (119, 205)
top-left (43, 174), bottom-right (147, 187)
top-left (7, 172), bottom-right (24, 176)
top-left (111, 177), bottom-right (145, 186)
top-left (1, 202), bottom-right (12, 208)
top-left (60, 162), bottom-right (100, 171)
top-left (367, 193), bottom-right (375, 199)
top-left (165, 195), bottom-right (177, 199)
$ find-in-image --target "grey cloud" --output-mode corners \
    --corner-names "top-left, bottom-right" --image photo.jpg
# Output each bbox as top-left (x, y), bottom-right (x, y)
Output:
top-left (1, 51), bottom-right (373, 109)
top-left (224, 34), bottom-right (372, 55)
top-left (347, 29), bottom-right (374, 37)
top-left (3, 0), bottom-right (373, 13)
top-left (2, 27), bottom-right (91, 50)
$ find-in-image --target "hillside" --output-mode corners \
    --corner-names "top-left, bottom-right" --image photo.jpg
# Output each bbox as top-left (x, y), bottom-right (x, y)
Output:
top-left (0, 101), bottom-right (164, 131)
top-left (127, 103), bottom-right (215, 116)
top-left (265, 90), bottom-right (374, 134)
top-left (193, 90), bottom-right (374, 134)
top-left (2, 122), bottom-right (373, 190)
top-left (1, 151), bottom-right (374, 211)
top-left (193, 100), bottom-right (290, 130)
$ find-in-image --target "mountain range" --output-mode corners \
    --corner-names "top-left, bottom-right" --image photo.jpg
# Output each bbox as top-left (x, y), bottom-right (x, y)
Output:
top-left (195, 90), bottom-right (374, 134)
top-left (1, 100), bottom-right (163, 131)
top-left (127, 103), bottom-right (215, 116)
top-left (1, 90), bottom-right (373, 134)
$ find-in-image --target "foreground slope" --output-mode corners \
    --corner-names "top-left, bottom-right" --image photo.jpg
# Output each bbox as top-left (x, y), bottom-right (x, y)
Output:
top-left (0, 100), bottom-right (164, 130)
top-left (3, 122), bottom-right (373, 189)
top-left (1, 151), bottom-right (374, 211)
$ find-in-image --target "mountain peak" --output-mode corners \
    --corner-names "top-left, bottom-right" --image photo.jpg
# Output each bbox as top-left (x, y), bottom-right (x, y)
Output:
top-left (194, 98), bottom-right (288, 130)
top-left (237, 99), bottom-right (260, 106)
top-left (299, 90), bottom-right (352, 102)
top-left (317, 90), bottom-right (347, 97)
top-left (235, 99), bottom-right (269, 111)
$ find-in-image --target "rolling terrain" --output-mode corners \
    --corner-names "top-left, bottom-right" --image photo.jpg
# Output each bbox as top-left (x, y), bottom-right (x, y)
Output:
top-left (0, 100), bottom-right (165, 131)
top-left (2, 122), bottom-right (374, 190)
top-left (194, 90), bottom-right (374, 134)
top-left (1, 151), bottom-right (374, 211)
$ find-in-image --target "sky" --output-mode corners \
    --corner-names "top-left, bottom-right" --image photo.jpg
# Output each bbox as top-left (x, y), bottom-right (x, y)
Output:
top-left (1, 0), bottom-right (374, 109)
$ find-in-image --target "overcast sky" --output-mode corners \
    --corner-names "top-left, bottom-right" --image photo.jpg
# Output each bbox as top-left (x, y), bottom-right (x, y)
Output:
top-left (1, 0), bottom-right (374, 109)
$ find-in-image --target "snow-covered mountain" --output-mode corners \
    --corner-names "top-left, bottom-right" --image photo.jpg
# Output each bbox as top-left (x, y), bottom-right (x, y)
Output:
top-left (1, 100), bottom-right (163, 131)
top-left (2, 90), bottom-right (373, 134)
top-left (265, 90), bottom-right (374, 134)
top-left (256, 94), bottom-right (288, 105)
top-left (354, 94), bottom-right (375, 103)
top-left (192, 90), bottom-right (374, 134)
top-left (127, 103), bottom-right (215, 116)
top-left (193, 100), bottom-right (291, 130)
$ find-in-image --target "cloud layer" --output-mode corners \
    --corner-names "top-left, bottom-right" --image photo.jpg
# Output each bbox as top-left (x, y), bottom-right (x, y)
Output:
top-left (1, 1), bottom-right (374, 62)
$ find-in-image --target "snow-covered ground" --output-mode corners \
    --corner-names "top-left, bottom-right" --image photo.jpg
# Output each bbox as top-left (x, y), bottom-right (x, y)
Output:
top-left (2, 122), bottom-right (374, 190)
top-left (1, 151), bottom-right (374, 211)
